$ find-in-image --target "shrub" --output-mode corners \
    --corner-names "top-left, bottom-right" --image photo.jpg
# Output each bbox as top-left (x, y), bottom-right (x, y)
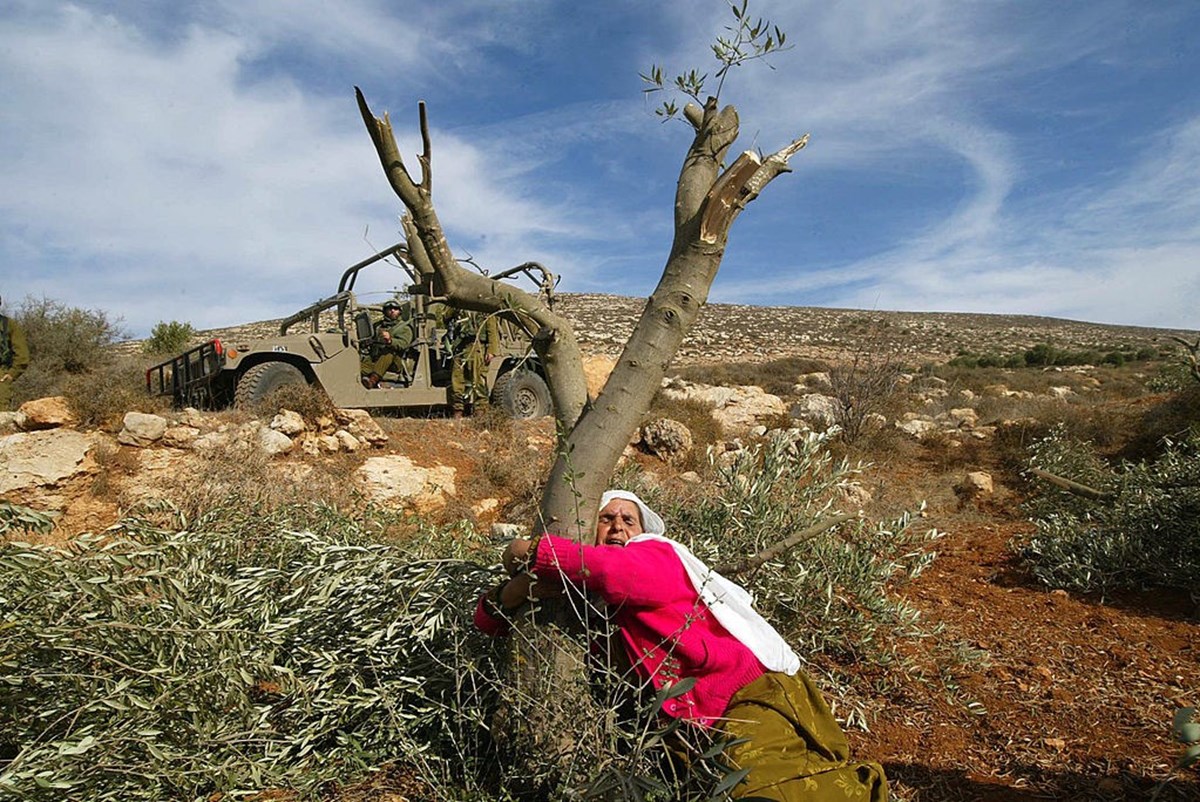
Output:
top-left (62, 357), bottom-right (169, 430)
top-left (248, 380), bottom-right (334, 423)
top-left (9, 297), bottom-right (129, 404)
top-left (1025, 343), bottom-right (1057, 367)
top-left (1018, 425), bottom-right (1200, 592)
top-left (142, 320), bottom-right (196, 355)
top-left (826, 345), bottom-right (907, 444)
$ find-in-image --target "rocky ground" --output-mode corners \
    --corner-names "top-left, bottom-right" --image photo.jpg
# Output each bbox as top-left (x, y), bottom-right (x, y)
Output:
top-left (8, 302), bottom-right (1200, 801)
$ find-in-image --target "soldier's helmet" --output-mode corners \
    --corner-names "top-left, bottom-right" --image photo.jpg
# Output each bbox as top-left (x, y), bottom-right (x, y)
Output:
top-left (382, 300), bottom-right (403, 313)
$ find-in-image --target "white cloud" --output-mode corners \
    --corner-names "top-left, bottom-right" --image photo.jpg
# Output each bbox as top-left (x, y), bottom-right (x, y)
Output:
top-left (0, 2), bottom-right (593, 334)
top-left (2, 0), bottom-right (1197, 336)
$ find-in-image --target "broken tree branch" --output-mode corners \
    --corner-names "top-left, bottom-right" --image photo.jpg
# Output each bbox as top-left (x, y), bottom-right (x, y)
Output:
top-left (716, 512), bottom-right (857, 576)
top-left (1028, 468), bottom-right (1113, 502)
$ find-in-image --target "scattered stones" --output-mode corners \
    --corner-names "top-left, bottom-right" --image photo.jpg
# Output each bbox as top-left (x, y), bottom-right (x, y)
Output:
top-left (659, 379), bottom-right (786, 431)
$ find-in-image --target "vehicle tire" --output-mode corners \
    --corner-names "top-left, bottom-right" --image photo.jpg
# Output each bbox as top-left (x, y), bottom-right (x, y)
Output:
top-left (492, 369), bottom-right (552, 419)
top-left (234, 361), bottom-right (307, 408)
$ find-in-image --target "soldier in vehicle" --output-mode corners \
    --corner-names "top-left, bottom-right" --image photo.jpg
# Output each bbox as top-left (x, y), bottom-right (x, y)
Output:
top-left (0, 294), bottom-right (31, 411)
top-left (360, 299), bottom-right (415, 388)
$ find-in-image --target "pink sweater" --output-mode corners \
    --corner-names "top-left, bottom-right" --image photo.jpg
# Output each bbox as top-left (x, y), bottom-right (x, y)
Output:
top-left (474, 535), bottom-right (766, 726)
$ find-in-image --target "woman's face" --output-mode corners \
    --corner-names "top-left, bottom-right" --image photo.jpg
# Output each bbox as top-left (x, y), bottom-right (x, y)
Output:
top-left (595, 499), bottom-right (644, 546)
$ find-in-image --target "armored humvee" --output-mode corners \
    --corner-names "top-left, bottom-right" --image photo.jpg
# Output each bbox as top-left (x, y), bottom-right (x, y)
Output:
top-left (146, 243), bottom-right (554, 418)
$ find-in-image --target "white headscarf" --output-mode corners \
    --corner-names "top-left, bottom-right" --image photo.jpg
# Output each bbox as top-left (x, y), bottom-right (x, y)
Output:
top-left (599, 489), bottom-right (666, 535)
top-left (600, 490), bottom-right (801, 676)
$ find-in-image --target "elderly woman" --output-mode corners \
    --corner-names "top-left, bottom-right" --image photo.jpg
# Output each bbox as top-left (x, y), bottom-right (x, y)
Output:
top-left (475, 490), bottom-right (889, 801)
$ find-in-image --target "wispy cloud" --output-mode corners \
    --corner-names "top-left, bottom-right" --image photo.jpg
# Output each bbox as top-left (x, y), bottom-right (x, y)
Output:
top-left (1, 1), bottom-right (1197, 333)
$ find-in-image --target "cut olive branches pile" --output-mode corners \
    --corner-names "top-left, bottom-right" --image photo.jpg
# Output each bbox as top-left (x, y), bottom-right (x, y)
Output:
top-left (0, 508), bottom-right (503, 801)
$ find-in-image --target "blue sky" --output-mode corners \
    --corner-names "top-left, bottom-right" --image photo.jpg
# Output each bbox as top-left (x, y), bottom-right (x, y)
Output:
top-left (2, 0), bottom-right (1197, 337)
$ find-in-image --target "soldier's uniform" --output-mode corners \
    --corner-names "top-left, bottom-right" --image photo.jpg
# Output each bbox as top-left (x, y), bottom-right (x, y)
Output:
top-left (0, 308), bottom-right (30, 411)
top-left (447, 310), bottom-right (500, 416)
top-left (361, 301), bottom-right (415, 385)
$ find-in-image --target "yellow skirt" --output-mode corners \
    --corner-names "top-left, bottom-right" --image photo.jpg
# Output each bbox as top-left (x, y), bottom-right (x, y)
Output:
top-left (721, 671), bottom-right (889, 801)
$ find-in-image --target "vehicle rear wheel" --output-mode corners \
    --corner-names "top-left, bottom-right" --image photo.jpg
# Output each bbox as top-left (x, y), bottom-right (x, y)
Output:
top-left (235, 361), bottom-right (307, 408)
top-left (491, 369), bottom-right (552, 419)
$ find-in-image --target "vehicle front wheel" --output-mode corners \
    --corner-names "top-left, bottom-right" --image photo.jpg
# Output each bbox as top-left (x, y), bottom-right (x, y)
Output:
top-left (234, 361), bottom-right (307, 408)
top-left (491, 369), bottom-right (552, 419)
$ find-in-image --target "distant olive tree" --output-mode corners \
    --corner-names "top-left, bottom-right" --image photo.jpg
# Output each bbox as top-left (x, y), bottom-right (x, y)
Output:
top-left (143, 320), bottom-right (196, 355)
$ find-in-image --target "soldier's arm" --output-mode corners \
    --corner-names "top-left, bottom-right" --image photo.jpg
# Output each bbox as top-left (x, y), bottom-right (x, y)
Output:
top-left (483, 316), bottom-right (501, 359)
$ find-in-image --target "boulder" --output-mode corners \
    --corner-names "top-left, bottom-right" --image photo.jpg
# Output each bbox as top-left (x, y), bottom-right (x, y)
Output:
top-left (896, 418), bottom-right (938, 439)
top-left (335, 409), bottom-right (387, 445)
top-left (838, 482), bottom-right (873, 509)
top-left (582, 355), bottom-right (617, 398)
top-left (492, 522), bottom-right (523, 539)
top-left (790, 394), bottom-right (839, 427)
top-left (118, 412), bottom-right (169, 447)
top-left (161, 425), bottom-right (200, 449)
top-left (796, 371), bottom-right (832, 391)
top-left (955, 471), bottom-right (994, 498)
top-left (356, 455), bottom-right (457, 512)
top-left (0, 429), bottom-right (95, 494)
top-left (270, 409), bottom-right (307, 436)
top-left (17, 396), bottom-right (77, 430)
top-left (257, 427), bottom-right (294, 456)
top-left (940, 408), bottom-right (979, 429)
top-left (334, 430), bottom-right (361, 451)
top-left (640, 418), bottom-right (693, 462)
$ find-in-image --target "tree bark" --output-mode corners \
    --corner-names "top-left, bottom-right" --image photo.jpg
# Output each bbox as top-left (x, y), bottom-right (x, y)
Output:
top-left (540, 99), bottom-right (808, 540)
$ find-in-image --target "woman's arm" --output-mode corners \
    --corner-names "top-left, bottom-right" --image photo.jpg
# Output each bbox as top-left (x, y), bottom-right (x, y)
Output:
top-left (531, 535), bottom-right (693, 607)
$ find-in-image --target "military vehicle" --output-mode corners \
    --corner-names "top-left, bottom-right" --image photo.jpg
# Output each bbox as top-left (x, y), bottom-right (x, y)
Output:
top-left (146, 243), bottom-right (555, 418)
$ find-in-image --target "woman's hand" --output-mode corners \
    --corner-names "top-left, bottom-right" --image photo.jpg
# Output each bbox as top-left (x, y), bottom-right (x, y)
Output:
top-left (502, 538), bottom-right (533, 575)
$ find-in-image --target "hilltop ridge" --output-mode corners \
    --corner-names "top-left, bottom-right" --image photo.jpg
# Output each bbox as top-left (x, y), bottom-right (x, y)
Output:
top-left (151, 294), bottom-right (1196, 367)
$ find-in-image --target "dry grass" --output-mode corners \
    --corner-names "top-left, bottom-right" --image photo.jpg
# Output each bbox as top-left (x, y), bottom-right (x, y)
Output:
top-left (248, 381), bottom-right (337, 423)
top-left (62, 356), bottom-right (172, 431)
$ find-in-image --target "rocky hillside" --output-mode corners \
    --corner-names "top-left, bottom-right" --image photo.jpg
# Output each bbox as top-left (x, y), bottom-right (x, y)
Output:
top-left (127, 294), bottom-right (1196, 367)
